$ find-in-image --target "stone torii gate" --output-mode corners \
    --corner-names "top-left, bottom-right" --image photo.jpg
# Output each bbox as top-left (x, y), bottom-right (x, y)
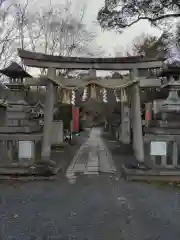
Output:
top-left (18, 49), bottom-right (163, 166)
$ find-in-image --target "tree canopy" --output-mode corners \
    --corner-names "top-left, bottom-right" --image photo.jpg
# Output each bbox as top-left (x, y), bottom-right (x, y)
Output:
top-left (97, 0), bottom-right (180, 31)
top-left (127, 33), bottom-right (168, 58)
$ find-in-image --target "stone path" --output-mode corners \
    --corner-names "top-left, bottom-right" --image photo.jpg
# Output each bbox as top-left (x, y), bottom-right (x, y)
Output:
top-left (66, 128), bottom-right (116, 180)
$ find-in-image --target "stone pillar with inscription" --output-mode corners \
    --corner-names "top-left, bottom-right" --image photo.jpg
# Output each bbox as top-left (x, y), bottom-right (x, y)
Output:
top-left (120, 88), bottom-right (131, 144)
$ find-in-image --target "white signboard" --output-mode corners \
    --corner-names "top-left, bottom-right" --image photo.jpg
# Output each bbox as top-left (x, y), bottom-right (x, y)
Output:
top-left (150, 141), bottom-right (167, 156)
top-left (18, 141), bottom-right (35, 159)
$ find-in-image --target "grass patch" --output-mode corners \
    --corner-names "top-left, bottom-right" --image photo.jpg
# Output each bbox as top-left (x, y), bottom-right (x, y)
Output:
top-left (131, 179), bottom-right (180, 189)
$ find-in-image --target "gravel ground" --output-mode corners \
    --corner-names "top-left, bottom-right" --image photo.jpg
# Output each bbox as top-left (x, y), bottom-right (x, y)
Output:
top-left (0, 129), bottom-right (180, 240)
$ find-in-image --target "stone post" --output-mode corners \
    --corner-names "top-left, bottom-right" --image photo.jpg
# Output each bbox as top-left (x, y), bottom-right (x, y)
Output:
top-left (130, 69), bottom-right (144, 163)
top-left (41, 68), bottom-right (56, 162)
top-left (89, 69), bottom-right (96, 77)
top-left (120, 100), bottom-right (130, 144)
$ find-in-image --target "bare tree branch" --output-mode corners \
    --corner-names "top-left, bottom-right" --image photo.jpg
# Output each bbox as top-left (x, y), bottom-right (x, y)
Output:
top-left (13, 0), bottom-right (30, 49)
top-left (16, 0), bottom-right (100, 75)
top-left (0, 0), bottom-right (102, 75)
top-left (0, 0), bottom-right (18, 68)
top-left (127, 33), bottom-right (168, 58)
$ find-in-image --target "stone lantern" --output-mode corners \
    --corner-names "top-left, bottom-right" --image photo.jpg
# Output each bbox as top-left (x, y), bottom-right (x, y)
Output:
top-left (144, 56), bottom-right (180, 169)
top-left (0, 62), bottom-right (41, 166)
top-left (0, 62), bottom-right (31, 99)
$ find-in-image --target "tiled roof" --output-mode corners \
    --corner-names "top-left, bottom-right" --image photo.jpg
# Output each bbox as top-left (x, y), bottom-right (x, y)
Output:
top-left (0, 62), bottom-right (32, 78)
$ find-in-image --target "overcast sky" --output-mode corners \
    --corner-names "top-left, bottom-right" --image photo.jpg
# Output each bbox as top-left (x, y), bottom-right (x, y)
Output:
top-left (24, 0), bottom-right (162, 57)
top-left (16, 0), bottom-right (163, 76)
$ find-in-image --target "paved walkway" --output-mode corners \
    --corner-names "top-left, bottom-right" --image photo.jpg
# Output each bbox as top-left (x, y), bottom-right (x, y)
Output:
top-left (66, 128), bottom-right (116, 180)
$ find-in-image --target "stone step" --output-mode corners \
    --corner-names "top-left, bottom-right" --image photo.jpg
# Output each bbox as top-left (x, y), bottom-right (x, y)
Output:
top-left (86, 166), bottom-right (99, 171)
top-left (84, 171), bottom-right (99, 175)
top-left (73, 164), bottom-right (86, 172)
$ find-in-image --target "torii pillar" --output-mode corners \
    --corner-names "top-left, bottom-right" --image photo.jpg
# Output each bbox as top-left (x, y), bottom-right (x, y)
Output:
top-left (41, 68), bottom-right (56, 162)
top-left (130, 68), bottom-right (144, 163)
